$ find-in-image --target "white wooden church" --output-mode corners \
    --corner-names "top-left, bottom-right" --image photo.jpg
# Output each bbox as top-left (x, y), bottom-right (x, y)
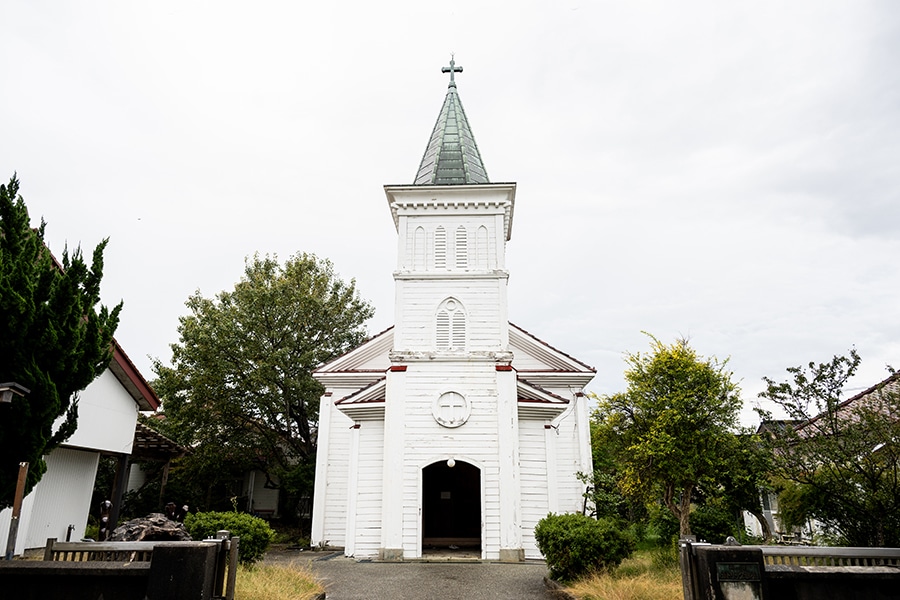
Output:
top-left (310, 60), bottom-right (595, 561)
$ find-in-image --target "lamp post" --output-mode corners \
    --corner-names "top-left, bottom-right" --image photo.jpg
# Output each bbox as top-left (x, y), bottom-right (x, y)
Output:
top-left (1, 382), bottom-right (30, 560)
top-left (0, 382), bottom-right (29, 404)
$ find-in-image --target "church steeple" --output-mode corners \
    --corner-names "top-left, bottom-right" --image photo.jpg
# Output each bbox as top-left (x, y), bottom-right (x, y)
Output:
top-left (414, 57), bottom-right (489, 185)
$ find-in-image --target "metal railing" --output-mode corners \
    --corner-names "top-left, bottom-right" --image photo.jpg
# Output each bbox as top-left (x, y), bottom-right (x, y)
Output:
top-left (760, 545), bottom-right (900, 567)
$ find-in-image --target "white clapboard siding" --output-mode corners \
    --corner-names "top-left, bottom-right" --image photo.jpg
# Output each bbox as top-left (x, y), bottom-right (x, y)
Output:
top-left (321, 405), bottom-right (353, 548)
top-left (396, 362), bottom-right (506, 557)
top-left (352, 421), bottom-right (385, 557)
top-left (395, 279), bottom-right (505, 350)
top-left (554, 415), bottom-right (587, 513)
top-left (519, 420), bottom-right (549, 559)
top-left (24, 448), bottom-right (100, 549)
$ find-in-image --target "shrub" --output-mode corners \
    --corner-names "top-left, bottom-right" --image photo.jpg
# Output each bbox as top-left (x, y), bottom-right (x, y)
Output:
top-left (534, 513), bottom-right (635, 582)
top-left (647, 505), bottom-right (679, 547)
top-left (691, 500), bottom-right (739, 544)
top-left (184, 511), bottom-right (275, 564)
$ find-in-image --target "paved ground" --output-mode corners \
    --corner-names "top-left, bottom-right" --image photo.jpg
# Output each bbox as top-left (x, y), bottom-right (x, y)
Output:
top-left (265, 550), bottom-right (556, 600)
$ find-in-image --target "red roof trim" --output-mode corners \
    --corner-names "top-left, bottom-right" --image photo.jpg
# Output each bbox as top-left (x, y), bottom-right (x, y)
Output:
top-left (496, 365), bottom-right (514, 372)
top-left (112, 340), bottom-right (160, 411)
top-left (390, 365), bottom-right (407, 372)
top-left (517, 378), bottom-right (569, 403)
top-left (518, 397), bottom-right (568, 404)
top-left (334, 377), bottom-right (387, 405)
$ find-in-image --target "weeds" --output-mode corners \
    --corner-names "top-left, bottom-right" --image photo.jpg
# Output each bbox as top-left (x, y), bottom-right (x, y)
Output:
top-left (565, 550), bottom-right (682, 600)
top-left (236, 562), bottom-right (324, 600)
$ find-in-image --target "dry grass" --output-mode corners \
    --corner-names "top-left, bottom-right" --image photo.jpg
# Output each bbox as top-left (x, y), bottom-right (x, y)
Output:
top-left (564, 551), bottom-right (683, 600)
top-left (235, 561), bottom-right (325, 600)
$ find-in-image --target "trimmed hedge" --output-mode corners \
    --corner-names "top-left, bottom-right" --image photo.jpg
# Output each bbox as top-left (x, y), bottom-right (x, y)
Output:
top-left (184, 511), bottom-right (275, 564)
top-left (534, 513), bottom-right (635, 582)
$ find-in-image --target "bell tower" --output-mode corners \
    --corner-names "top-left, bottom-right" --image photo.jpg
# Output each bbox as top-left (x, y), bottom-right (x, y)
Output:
top-left (379, 58), bottom-right (523, 561)
top-left (385, 56), bottom-right (517, 357)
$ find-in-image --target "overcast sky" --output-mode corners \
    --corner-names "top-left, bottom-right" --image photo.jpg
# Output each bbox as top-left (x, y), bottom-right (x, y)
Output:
top-left (3, 1), bottom-right (898, 424)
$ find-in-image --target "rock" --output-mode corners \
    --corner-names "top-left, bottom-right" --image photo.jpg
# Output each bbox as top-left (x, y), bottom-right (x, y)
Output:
top-left (110, 513), bottom-right (192, 542)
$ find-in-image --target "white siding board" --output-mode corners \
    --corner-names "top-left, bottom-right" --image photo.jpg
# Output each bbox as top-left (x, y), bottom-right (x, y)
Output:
top-left (519, 421), bottom-right (549, 558)
top-left (553, 416), bottom-right (587, 514)
top-left (353, 422), bottom-right (384, 557)
top-left (23, 448), bottom-right (99, 549)
top-left (321, 404), bottom-right (353, 548)
top-left (60, 370), bottom-right (139, 454)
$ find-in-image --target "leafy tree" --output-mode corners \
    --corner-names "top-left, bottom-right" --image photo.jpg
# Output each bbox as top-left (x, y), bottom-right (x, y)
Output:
top-left (593, 335), bottom-right (744, 537)
top-left (758, 350), bottom-right (900, 546)
top-left (583, 407), bottom-right (648, 524)
top-left (695, 431), bottom-right (773, 541)
top-left (152, 253), bottom-right (373, 518)
top-left (0, 175), bottom-right (121, 509)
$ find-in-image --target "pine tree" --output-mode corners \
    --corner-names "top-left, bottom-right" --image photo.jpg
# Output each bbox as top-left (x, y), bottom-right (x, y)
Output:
top-left (0, 174), bottom-right (121, 509)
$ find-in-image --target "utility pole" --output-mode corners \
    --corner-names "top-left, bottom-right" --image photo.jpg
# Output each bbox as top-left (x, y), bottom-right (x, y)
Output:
top-left (4, 462), bottom-right (29, 560)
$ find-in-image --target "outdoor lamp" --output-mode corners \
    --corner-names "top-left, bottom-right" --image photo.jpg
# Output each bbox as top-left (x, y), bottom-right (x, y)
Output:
top-left (0, 382), bottom-right (30, 404)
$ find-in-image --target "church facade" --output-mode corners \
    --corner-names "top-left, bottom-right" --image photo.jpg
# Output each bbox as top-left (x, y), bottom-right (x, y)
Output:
top-left (310, 61), bottom-right (595, 561)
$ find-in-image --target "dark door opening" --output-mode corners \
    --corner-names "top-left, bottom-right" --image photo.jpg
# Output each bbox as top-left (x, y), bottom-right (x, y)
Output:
top-left (422, 460), bottom-right (481, 550)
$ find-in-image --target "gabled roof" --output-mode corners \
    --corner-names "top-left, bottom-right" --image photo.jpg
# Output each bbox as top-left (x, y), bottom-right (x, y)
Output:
top-left (131, 420), bottom-right (188, 460)
top-left (313, 327), bottom-right (394, 388)
top-left (109, 340), bottom-right (159, 411)
top-left (314, 323), bottom-right (595, 386)
top-left (333, 378), bottom-right (386, 420)
top-left (517, 379), bottom-right (570, 419)
top-left (508, 323), bottom-right (596, 384)
top-left (414, 58), bottom-right (489, 186)
top-left (796, 371), bottom-right (900, 434)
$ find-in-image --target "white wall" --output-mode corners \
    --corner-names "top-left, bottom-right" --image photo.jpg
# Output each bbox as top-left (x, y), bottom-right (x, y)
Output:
top-left (0, 448), bottom-right (100, 554)
top-left (350, 420), bottom-right (384, 557)
top-left (1, 368), bottom-right (142, 554)
top-left (60, 369), bottom-right (140, 454)
top-left (244, 470), bottom-right (280, 517)
top-left (24, 448), bottom-right (100, 548)
top-left (519, 419), bottom-right (549, 559)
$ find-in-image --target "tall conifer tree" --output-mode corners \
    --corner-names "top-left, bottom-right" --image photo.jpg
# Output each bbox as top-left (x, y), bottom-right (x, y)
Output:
top-left (0, 175), bottom-right (121, 509)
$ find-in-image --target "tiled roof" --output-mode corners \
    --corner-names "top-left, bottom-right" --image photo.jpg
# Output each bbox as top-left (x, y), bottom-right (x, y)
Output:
top-left (414, 59), bottom-right (489, 185)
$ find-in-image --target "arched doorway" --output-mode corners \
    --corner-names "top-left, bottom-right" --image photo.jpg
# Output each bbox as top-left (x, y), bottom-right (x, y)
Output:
top-left (422, 460), bottom-right (481, 551)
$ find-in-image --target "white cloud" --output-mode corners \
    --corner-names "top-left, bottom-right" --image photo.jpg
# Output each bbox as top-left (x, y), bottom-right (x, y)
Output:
top-left (2, 0), bottom-right (898, 426)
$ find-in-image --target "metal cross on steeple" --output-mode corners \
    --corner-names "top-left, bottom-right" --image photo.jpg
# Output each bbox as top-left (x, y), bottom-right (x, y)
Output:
top-left (441, 55), bottom-right (463, 87)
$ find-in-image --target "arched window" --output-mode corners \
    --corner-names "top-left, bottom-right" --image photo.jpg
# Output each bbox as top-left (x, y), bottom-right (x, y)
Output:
top-left (475, 226), bottom-right (488, 270)
top-left (413, 226), bottom-right (426, 271)
top-left (434, 226), bottom-right (446, 270)
top-left (455, 226), bottom-right (468, 270)
top-left (436, 298), bottom-right (466, 350)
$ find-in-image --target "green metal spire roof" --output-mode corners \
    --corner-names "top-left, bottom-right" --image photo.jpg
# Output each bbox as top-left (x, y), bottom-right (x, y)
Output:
top-left (414, 58), bottom-right (489, 185)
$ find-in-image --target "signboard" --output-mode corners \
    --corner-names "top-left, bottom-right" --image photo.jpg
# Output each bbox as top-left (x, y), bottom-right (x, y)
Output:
top-left (717, 562), bottom-right (761, 582)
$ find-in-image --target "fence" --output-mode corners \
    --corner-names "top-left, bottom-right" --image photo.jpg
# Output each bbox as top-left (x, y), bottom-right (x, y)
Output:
top-left (680, 541), bottom-right (900, 600)
top-left (0, 534), bottom-right (239, 600)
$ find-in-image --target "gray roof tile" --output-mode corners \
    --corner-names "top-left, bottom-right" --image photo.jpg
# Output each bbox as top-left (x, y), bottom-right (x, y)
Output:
top-left (414, 63), bottom-right (489, 185)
